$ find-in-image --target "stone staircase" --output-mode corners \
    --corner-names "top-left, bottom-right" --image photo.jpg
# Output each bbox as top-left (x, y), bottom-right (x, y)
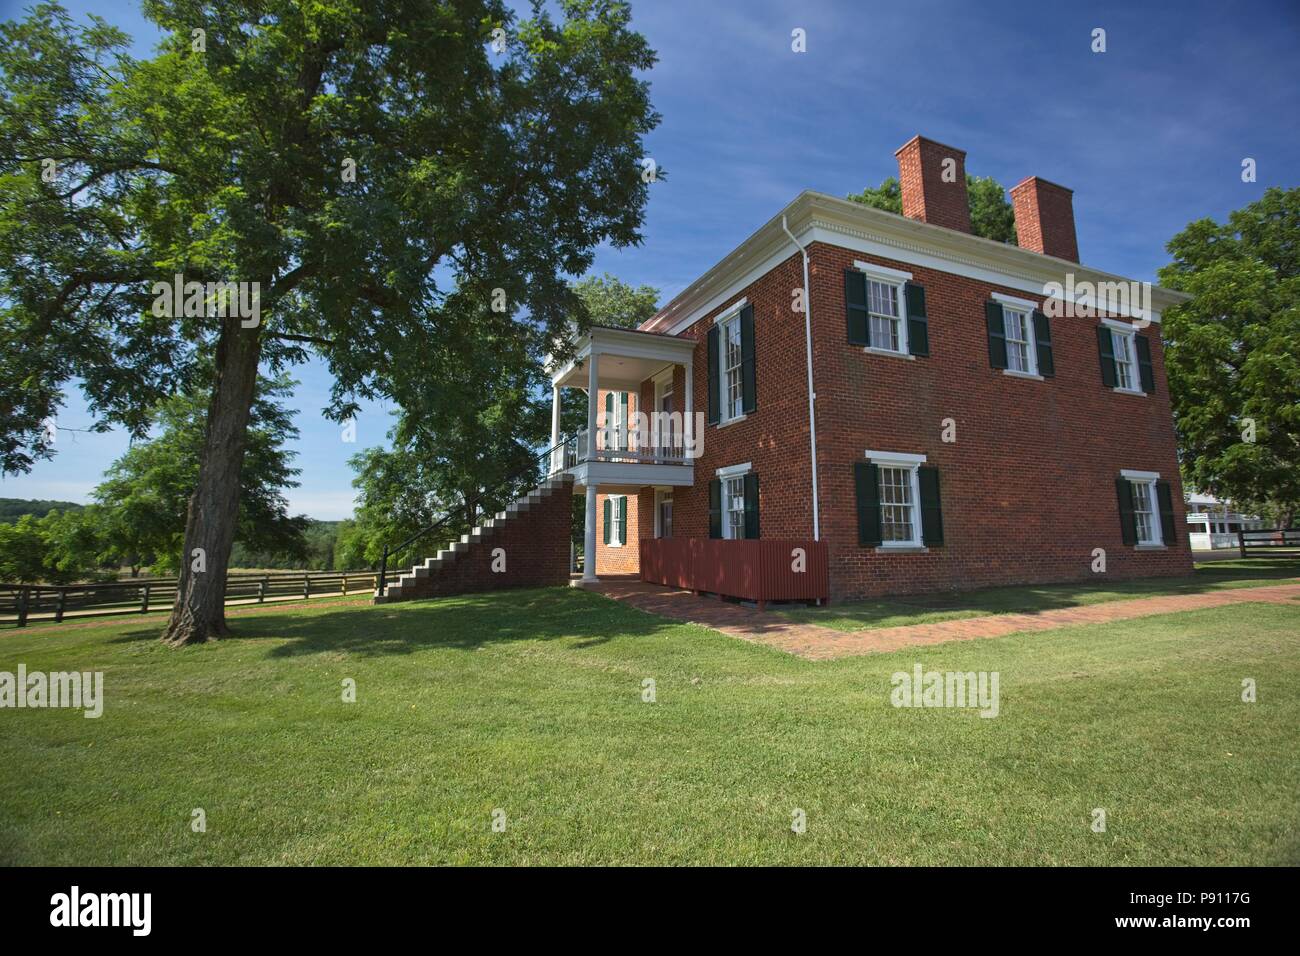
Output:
top-left (374, 474), bottom-right (574, 603)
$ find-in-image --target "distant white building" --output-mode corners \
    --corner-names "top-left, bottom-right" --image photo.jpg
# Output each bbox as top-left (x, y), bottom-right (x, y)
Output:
top-left (1185, 491), bottom-right (1267, 550)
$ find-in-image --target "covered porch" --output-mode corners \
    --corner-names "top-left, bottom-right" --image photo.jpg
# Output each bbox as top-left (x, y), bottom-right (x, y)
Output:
top-left (547, 325), bottom-right (698, 582)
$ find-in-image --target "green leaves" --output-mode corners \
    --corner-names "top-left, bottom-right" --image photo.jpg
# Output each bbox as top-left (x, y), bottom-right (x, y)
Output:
top-left (1159, 187), bottom-right (1300, 526)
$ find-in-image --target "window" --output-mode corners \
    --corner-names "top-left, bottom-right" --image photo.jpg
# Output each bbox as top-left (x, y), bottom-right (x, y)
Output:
top-left (609, 495), bottom-right (625, 546)
top-left (724, 476), bottom-right (746, 540)
top-left (1003, 307), bottom-right (1033, 373)
top-left (1130, 480), bottom-right (1156, 545)
top-left (1112, 329), bottom-right (1136, 391)
top-left (867, 279), bottom-right (902, 353)
top-left (720, 313), bottom-right (744, 422)
top-left (879, 466), bottom-right (917, 544)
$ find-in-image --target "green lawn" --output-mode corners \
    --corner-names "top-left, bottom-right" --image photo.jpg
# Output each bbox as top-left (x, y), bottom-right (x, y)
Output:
top-left (1, 586), bottom-right (1297, 865)
top-left (778, 558), bottom-right (1300, 632)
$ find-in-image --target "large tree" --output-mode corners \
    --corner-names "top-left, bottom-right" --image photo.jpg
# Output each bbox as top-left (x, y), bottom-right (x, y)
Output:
top-left (0, 1), bottom-right (660, 643)
top-left (848, 174), bottom-right (1018, 245)
top-left (1158, 187), bottom-right (1300, 528)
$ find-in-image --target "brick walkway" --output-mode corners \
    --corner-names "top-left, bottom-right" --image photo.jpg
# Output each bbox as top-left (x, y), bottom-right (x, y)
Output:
top-left (584, 579), bottom-right (1300, 661)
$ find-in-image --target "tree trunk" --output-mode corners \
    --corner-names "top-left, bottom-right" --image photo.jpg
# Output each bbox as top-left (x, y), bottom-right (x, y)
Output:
top-left (161, 319), bottom-right (262, 646)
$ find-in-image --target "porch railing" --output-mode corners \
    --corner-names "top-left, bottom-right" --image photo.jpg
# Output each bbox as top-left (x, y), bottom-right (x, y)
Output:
top-left (639, 538), bottom-right (829, 608)
top-left (557, 427), bottom-right (691, 469)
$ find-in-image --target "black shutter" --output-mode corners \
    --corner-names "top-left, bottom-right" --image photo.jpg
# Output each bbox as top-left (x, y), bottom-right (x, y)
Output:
top-left (603, 497), bottom-right (611, 545)
top-left (1135, 335), bottom-right (1155, 393)
top-left (1032, 310), bottom-right (1055, 376)
top-left (984, 301), bottom-right (1008, 369)
top-left (1115, 478), bottom-right (1136, 545)
top-left (740, 304), bottom-right (756, 414)
top-left (854, 462), bottom-right (882, 547)
top-left (1156, 481), bottom-right (1176, 546)
top-left (918, 465), bottom-right (944, 547)
top-left (845, 270), bottom-right (870, 345)
top-left (905, 282), bottom-right (929, 356)
top-left (708, 478), bottom-right (722, 539)
top-left (618, 496), bottom-right (628, 545)
top-left (743, 472), bottom-right (759, 539)
top-left (1097, 326), bottom-right (1117, 387)
top-left (706, 325), bottom-right (720, 424)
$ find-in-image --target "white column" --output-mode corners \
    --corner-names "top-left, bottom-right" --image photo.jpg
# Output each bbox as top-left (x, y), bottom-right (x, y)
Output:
top-left (586, 345), bottom-right (599, 457)
top-left (550, 383), bottom-right (561, 447)
top-left (583, 344), bottom-right (600, 583)
top-left (583, 484), bottom-right (598, 583)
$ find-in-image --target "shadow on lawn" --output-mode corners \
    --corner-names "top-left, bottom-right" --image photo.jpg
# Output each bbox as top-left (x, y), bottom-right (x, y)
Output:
top-left (113, 587), bottom-right (675, 657)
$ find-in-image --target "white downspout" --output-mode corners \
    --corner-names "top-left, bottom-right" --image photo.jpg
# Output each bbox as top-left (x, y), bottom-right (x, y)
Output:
top-left (782, 215), bottom-right (820, 541)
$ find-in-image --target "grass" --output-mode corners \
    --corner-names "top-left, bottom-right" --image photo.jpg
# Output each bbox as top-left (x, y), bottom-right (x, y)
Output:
top-left (1, 584), bottom-right (1297, 866)
top-left (777, 558), bottom-right (1300, 632)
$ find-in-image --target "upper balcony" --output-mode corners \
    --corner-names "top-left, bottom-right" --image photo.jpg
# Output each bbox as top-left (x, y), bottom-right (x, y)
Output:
top-left (547, 325), bottom-right (698, 492)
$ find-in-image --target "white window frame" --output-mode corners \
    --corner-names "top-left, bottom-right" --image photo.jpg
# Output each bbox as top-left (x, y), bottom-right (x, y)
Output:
top-left (1120, 469), bottom-right (1162, 547)
top-left (853, 261), bottom-right (912, 359)
top-left (713, 299), bottom-right (748, 425)
top-left (1104, 319), bottom-right (1143, 395)
top-left (716, 462), bottom-right (752, 541)
top-left (993, 293), bottom-right (1041, 380)
top-left (865, 450), bottom-right (926, 549)
top-left (608, 494), bottom-right (626, 547)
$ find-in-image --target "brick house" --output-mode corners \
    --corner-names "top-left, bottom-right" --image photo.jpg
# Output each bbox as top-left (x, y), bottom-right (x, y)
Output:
top-left (381, 135), bottom-right (1194, 605)
top-left (552, 135), bottom-right (1194, 602)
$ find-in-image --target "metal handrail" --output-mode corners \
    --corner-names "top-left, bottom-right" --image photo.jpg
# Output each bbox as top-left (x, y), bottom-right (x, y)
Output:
top-left (376, 436), bottom-right (576, 596)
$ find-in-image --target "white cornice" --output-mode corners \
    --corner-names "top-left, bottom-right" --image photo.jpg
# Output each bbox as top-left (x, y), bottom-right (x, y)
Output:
top-left (641, 190), bottom-right (1189, 336)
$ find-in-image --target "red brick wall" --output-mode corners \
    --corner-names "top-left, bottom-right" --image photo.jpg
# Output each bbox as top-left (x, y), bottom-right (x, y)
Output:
top-left (393, 481), bottom-right (572, 599)
top-left (656, 239), bottom-right (1193, 601)
top-left (808, 241), bottom-right (1193, 600)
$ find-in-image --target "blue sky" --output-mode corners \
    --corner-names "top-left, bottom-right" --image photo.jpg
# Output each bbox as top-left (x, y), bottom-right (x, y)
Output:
top-left (2, 0), bottom-right (1297, 518)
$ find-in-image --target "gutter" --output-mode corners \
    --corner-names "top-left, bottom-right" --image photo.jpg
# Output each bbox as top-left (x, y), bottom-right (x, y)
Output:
top-left (781, 215), bottom-right (820, 542)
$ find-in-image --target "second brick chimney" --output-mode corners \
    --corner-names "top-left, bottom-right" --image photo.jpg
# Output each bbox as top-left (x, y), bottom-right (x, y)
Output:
top-left (1010, 176), bottom-right (1079, 262)
top-left (894, 135), bottom-right (971, 233)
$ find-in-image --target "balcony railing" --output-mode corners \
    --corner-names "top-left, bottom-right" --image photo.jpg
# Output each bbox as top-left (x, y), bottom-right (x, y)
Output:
top-left (551, 427), bottom-right (691, 473)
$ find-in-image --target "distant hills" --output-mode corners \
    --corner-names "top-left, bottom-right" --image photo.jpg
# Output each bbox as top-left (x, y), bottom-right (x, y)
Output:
top-left (0, 497), bottom-right (84, 522)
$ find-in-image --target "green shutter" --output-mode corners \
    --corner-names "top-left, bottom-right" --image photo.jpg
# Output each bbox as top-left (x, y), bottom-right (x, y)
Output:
top-left (1135, 335), bottom-right (1155, 393)
top-left (708, 478), bottom-right (722, 539)
top-left (706, 325), bottom-right (720, 424)
top-left (1116, 478), bottom-right (1136, 545)
top-left (845, 270), bottom-right (869, 345)
top-left (602, 497), bottom-right (611, 545)
top-left (854, 462), bottom-right (882, 547)
top-left (1097, 326), bottom-right (1117, 387)
top-left (1032, 310), bottom-right (1055, 376)
top-left (617, 495), bottom-right (628, 545)
top-left (1156, 481), bottom-right (1176, 546)
top-left (905, 282), bottom-right (929, 356)
top-left (740, 304), bottom-right (756, 414)
top-left (918, 465), bottom-right (944, 547)
top-left (743, 472), bottom-right (759, 539)
top-left (984, 301), bottom-right (1008, 369)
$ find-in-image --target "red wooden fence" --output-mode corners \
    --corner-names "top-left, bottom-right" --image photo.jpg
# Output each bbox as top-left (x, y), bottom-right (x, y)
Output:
top-left (639, 538), bottom-right (828, 606)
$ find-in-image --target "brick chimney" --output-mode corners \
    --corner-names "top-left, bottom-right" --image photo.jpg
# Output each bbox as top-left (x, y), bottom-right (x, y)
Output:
top-left (894, 135), bottom-right (971, 233)
top-left (1010, 176), bottom-right (1079, 262)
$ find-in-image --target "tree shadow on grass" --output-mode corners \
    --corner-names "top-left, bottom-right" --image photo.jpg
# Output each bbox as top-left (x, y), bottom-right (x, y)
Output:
top-left (111, 587), bottom-right (678, 658)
